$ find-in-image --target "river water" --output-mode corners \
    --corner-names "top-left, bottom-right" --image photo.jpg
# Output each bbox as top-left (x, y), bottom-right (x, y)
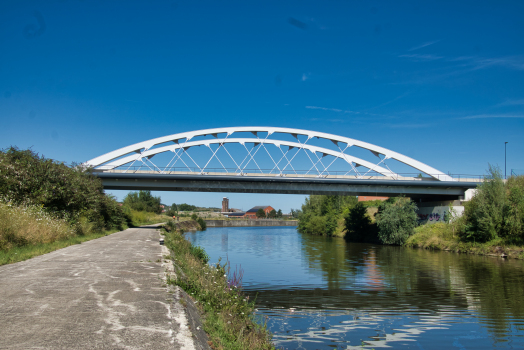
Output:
top-left (184, 226), bottom-right (524, 349)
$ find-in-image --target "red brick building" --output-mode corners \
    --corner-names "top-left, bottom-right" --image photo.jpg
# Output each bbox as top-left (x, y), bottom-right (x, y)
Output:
top-left (358, 196), bottom-right (389, 202)
top-left (244, 205), bottom-right (275, 219)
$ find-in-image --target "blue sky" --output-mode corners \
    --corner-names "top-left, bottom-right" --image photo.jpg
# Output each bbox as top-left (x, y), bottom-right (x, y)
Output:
top-left (1, 0), bottom-right (523, 212)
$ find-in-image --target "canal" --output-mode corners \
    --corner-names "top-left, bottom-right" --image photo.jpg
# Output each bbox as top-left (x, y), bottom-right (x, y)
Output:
top-left (184, 226), bottom-right (524, 349)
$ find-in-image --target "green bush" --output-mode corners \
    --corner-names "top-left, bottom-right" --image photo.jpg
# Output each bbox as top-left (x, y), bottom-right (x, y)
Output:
top-left (376, 197), bottom-right (418, 245)
top-left (501, 175), bottom-right (524, 242)
top-left (344, 202), bottom-right (377, 242)
top-left (462, 166), bottom-right (524, 243)
top-left (297, 195), bottom-right (357, 236)
top-left (189, 245), bottom-right (210, 263)
top-left (197, 217), bottom-right (207, 230)
top-left (256, 208), bottom-right (266, 218)
top-left (164, 219), bottom-right (177, 232)
top-left (0, 147), bottom-right (126, 230)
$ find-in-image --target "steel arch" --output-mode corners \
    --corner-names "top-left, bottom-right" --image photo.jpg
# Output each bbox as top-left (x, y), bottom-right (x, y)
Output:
top-left (84, 127), bottom-right (453, 181)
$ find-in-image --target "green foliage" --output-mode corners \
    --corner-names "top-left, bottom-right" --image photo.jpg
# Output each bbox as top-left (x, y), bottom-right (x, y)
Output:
top-left (297, 195), bottom-right (358, 236)
top-left (165, 203), bottom-right (178, 217)
top-left (277, 209), bottom-right (283, 218)
top-left (0, 147), bottom-right (127, 230)
top-left (164, 219), bottom-right (177, 232)
top-left (462, 165), bottom-right (524, 243)
top-left (164, 231), bottom-right (274, 349)
top-left (268, 209), bottom-right (277, 218)
top-left (290, 208), bottom-right (301, 218)
top-left (122, 190), bottom-right (162, 214)
top-left (196, 217), bottom-right (207, 230)
top-left (178, 203), bottom-right (197, 211)
top-left (189, 245), bottom-right (210, 263)
top-left (256, 208), bottom-right (266, 218)
top-left (504, 176), bottom-right (524, 241)
top-left (344, 202), bottom-right (377, 242)
top-left (376, 197), bottom-right (418, 245)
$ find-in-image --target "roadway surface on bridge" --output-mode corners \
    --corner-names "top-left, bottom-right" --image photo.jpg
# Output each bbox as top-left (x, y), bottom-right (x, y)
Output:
top-left (0, 226), bottom-right (199, 350)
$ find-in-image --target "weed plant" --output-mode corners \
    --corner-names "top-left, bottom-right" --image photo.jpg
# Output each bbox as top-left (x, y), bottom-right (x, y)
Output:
top-left (0, 199), bottom-right (74, 251)
top-left (164, 229), bottom-right (274, 350)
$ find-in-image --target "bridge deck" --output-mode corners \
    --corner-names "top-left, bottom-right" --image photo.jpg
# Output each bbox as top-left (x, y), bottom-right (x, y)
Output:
top-left (94, 172), bottom-right (479, 201)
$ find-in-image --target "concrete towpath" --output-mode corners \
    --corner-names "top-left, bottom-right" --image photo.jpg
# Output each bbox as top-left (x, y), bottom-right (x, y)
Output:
top-left (0, 225), bottom-right (203, 349)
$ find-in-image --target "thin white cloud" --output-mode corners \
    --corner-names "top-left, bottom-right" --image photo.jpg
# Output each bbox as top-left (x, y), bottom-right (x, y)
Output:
top-left (460, 114), bottom-right (524, 120)
top-left (306, 106), bottom-right (344, 113)
top-left (407, 40), bottom-right (440, 52)
top-left (383, 123), bottom-right (433, 129)
top-left (306, 105), bottom-right (366, 114)
top-left (398, 54), bottom-right (443, 61)
top-left (450, 56), bottom-right (524, 71)
top-left (306, 105), bottom-right (390, 118)
top-left (302, 73), bottom-right (309, 81)
top-left (497, 99), bottom-right (524, 106)
top-left (398, 52), bottom-right (524, 71)
top-left (309, 117), bottom-right (345, 123)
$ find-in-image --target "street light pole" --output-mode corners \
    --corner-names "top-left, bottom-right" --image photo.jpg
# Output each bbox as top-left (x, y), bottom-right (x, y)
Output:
top-left (505, 142), bottom-right (508, 179)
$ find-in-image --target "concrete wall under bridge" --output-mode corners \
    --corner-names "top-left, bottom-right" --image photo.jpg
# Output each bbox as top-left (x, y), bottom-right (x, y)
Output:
top-left (416, 200), bottom-right (465, 225)
top-left (204, 219), bottom-right (298, 227)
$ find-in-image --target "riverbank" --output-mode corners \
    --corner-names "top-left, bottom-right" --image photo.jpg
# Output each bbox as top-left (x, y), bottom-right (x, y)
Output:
top-left (163, 220), bottom-right (275, 350)
top-left (405, 222), bottom-right (524, 259)
top-left (205, 219), bottom-right (297, 227)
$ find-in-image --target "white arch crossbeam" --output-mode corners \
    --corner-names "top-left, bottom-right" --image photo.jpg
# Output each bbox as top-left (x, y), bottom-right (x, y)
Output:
top-left (84, 127), bottom-right (453, 181)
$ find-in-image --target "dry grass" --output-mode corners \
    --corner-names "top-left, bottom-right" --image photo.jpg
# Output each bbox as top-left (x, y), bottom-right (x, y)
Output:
top-left (0, 200), bottom-right (74, 251)
top-left (0, 199), bottom-right (124, 265)
top-left (129, 210), bottom-right (167, 226)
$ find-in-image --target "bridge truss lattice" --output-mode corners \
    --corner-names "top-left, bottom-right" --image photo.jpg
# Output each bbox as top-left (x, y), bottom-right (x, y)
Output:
top-left (84, 127), bottom-right (453, 181)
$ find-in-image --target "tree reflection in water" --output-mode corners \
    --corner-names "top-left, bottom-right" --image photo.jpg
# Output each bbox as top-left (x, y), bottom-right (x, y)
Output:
top-left (186, 227), bottom-right (524, 349)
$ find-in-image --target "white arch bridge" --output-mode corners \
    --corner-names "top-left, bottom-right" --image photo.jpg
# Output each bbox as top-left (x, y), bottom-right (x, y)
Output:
top-left (84, 127), bottom-right (479, 200)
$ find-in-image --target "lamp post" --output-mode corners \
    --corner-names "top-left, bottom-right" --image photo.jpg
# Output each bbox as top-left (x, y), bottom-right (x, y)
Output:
top-left (505, 142), bottom-right (508, 179)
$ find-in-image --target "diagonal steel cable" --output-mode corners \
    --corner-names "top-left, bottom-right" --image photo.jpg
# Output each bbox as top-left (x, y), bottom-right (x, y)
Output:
top-left (220, 143), bottom-right (242, 174)
top-left (280, 146), bottom-right (302, 174)
top-left (241, 143), bottom-right (263, 173)
top-left (270, 146), bottom-right (292, 174)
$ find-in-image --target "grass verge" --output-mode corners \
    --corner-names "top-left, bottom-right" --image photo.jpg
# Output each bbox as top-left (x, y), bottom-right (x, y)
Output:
top-left (0, 228), bottom-right (122, 266)
top-left (163, 225), bottom-right (274, 350)
top-left (405, 222), bottom-right (524, 259)
top-left (128, 209), bottom-right (168, 227)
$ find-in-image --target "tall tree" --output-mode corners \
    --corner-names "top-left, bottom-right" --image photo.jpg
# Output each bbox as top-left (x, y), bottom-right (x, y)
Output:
top-left (123, 190), bottom-right (162, 214)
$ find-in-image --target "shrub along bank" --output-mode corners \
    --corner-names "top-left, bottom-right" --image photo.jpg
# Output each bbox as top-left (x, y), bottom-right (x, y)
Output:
top-left (297, 166), bottom-right (524, 259)
top-left (297, 195), bottom-right (358, 237)
top-left (0, 147), bottom-right (167, 265)
top-left (162, 219), bottom-right (274, 350)
top-left (407, 167), bottom-right (524, 258)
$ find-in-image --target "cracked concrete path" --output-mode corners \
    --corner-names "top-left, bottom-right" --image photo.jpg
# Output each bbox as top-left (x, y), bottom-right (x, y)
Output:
top-left (0, 226), bottom-right (197, 350)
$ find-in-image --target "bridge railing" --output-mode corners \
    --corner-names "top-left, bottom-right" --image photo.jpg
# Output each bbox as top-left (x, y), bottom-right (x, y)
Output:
top-left (91, 166), bottom-right (484, 182)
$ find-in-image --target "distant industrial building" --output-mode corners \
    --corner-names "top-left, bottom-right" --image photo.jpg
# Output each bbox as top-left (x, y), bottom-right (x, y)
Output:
top-left (220, 200), bottom-right (275, 219)
top-left (222, 197), bottom-right (229, 212)
top-left (244, 205), bottom-right (274, 219)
